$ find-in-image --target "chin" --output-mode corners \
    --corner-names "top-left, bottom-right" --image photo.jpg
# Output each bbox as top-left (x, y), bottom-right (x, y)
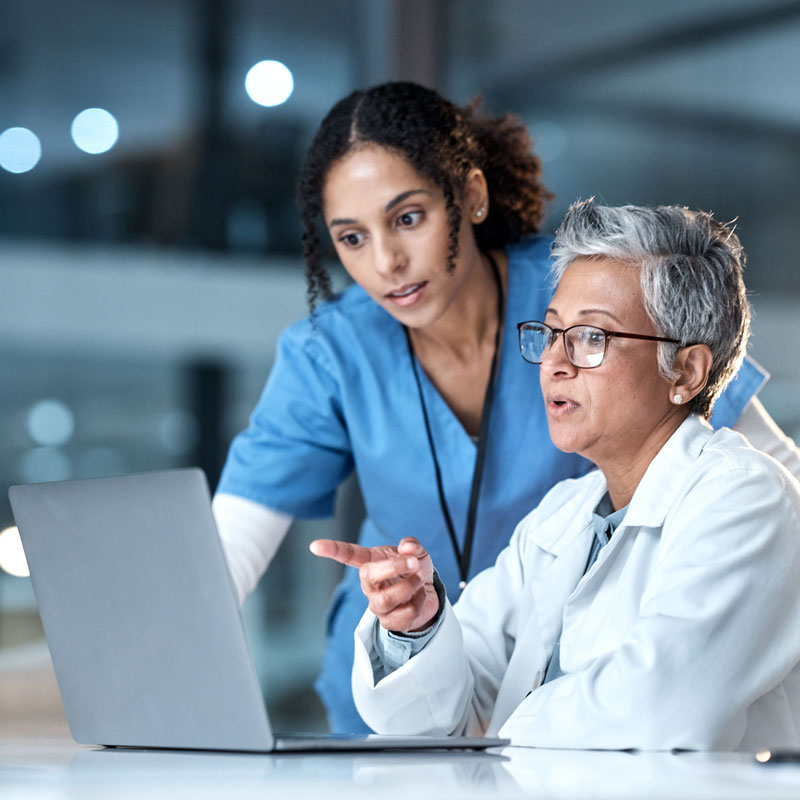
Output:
top-left (546, 426), bottom-right (579, 455)
top-left (548, 420), bottom-right (600, 458)
top-left (552, 440), bottom-right (581, 455)
top-left (392, 302), bottom-right (443, 330)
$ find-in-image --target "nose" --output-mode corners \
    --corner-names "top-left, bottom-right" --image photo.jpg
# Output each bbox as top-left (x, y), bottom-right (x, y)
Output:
top-left (373, 234), bottom-right (407, 278)
top-left (539, 331), bottom-right (575, 377)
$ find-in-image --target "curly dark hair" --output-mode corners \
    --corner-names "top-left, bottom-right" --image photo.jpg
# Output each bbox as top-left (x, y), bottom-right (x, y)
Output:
top-left (297, 81), bottom-right (552, 310)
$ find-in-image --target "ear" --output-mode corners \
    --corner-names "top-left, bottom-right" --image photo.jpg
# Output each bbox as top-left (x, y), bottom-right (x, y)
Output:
top-left (463, 167), bottom-right (489, 225)
top-left (669, 344), bottom-right (713, 406)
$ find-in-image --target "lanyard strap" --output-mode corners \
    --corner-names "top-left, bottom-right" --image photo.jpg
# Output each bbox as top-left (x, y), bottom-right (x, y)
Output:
top-left (404, 251), bottom-right (504, 590)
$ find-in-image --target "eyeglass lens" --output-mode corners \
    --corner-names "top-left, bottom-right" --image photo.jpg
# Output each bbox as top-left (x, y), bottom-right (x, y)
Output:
top-left (519, 323), bottom-right (606, 368)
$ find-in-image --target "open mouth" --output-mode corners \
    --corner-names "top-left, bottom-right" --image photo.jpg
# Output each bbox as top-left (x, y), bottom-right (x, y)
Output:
top-left (387, 282), bottom-right (426, 298)
top-left (547, 396), bottom-right (579, 414)
top-left (386, 281), bottom-right (427, 307)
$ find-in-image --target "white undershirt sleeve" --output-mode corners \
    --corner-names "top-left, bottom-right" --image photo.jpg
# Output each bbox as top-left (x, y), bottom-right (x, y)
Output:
top-left (731, 396), bottom-right (800, 483)
top-left (211, 492), bottom-right (293, 606)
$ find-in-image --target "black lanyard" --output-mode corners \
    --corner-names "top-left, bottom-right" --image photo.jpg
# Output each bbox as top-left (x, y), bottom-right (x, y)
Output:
top-left (404, 252), bottom-right (504, 591)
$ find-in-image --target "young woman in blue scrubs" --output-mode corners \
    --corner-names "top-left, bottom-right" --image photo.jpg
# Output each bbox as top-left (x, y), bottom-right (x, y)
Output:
top-left (213, 82), bottom-right (800, 733)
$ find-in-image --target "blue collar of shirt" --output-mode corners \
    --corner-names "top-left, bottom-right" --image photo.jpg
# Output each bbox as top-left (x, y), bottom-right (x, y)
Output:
top-left (591, 492), bottom-right (629, 547)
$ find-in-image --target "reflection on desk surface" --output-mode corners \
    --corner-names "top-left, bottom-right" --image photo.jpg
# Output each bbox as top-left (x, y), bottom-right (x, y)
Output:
top-left (5, 739), bottom-right (800, 799)
top-left (501, 747), bottom-right (800, 799)
top-left (69, 746), bottom-right (513, 784)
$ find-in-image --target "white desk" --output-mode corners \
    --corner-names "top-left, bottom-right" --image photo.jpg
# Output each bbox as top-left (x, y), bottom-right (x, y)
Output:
top-left (4, 737), bottom-right (800, 799)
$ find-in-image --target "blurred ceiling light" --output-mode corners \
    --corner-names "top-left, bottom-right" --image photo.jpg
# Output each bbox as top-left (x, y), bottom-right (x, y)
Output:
top-left (71, 108), bottom-right (119, 154)
top-left (0, 127), bottom-right (42, 173)
top-left (245, 60), bottom-right (294, 107)
top-left (27, 398), bottom-right (75, 447)
top-left (0, 527), bottom-right (29, 578)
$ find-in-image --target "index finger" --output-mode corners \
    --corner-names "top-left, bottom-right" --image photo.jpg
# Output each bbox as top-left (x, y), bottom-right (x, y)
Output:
top-left (309, 539), bottom-right (373, 568)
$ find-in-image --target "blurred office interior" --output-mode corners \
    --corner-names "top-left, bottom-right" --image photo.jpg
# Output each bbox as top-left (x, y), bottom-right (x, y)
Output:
top-left (1, 0), bottom-right (800, 735)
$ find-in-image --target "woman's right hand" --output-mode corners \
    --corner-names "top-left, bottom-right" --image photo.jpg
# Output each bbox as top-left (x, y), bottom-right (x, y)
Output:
top-left (309, 536), bottom-right (439, 633)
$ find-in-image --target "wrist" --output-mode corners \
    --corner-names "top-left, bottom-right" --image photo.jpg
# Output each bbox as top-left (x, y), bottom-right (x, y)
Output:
top-left (397, 571), bottom-right (446, 637)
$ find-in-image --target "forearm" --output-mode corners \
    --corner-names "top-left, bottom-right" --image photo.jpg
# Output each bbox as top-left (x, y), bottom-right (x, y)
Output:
top-left (212, 493), bottom-right (293, 605)
top-left (352, 602), bottom-right (480, 736)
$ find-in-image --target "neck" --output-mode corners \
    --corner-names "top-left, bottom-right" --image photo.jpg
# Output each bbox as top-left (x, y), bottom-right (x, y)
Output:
top-left (598, 410), bottom-right (689, 510)
top-left (409, 249), bottom-right (505, 363)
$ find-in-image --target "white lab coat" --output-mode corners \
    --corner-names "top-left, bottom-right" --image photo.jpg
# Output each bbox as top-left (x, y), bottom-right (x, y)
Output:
top-left (352, 415), bottom-right (800, 751)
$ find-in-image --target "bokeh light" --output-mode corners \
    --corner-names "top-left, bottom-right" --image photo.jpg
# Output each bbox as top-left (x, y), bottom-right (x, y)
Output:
top-left (0, 527), bottom-right (29, 578)
top-left (27, 398), bottom-right (75, 447)
top-left (70, 108), bottom-right (119, 154)
top-left (0, 127), bottom-right (42, 173)
top-left (244, 60), bottom-right (294, 107)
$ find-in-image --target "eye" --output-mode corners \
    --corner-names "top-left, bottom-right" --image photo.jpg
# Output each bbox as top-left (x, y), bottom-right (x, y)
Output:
top-left (583, 328), bottom-right (606, 347)
top-left (397, 210), bottom-right (423, 228)
top-left (338, 231), bottom-right (364, 248)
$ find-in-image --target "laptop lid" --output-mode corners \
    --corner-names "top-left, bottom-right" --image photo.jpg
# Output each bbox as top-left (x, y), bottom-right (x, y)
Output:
top-left (10, 469), bottom-right (275, 751)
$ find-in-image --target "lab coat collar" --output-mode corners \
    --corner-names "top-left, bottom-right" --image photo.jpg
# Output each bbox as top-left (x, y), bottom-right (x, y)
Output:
top-left (623, 414), bottom-right (713, 529)
top-left (528, 471), bottom-right (607, 556)
top-left (527, 414), bottom-right (713, 555)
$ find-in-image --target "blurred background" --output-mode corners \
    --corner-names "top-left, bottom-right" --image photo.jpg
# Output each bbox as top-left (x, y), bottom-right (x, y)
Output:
top-left (2, 0), bottom-right (799, 736)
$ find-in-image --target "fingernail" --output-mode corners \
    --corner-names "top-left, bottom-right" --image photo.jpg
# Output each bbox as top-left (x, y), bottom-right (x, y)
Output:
top-left (406, 557), bottom-right (418, 569)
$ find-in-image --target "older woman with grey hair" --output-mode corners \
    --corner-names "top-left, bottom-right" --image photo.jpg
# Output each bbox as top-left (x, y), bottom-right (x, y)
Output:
top-left (313, 199), bottom-right (800, 751)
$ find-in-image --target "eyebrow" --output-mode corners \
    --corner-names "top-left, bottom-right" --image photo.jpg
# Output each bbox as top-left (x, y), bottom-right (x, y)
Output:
top-left (545, 307), bottom-right (625, 326)
top-left (328, 189), bottom-right (432, 227)
top-left (384, 189), bottom-right (431, 213)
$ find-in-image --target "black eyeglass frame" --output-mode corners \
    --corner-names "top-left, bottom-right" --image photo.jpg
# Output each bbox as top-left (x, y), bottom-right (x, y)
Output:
top-left (516, 320), bottom-right (682, 369)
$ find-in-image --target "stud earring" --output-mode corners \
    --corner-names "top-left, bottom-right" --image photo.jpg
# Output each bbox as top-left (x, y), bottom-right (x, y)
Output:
top-left (672, 393), bottom-right (683, 404)
top-left (475, 207), bottom-right (485, 219)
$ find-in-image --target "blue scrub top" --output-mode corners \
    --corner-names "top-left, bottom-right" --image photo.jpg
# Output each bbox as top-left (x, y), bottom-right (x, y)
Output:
top-left (217, 236), bottom-right (766, 732)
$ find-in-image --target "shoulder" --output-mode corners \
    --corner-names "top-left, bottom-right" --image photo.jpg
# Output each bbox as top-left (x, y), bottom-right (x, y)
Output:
top-left (506, 235), bottom-right (554, 272)
top-left (278, 283), bottom-right (396, 373)
top-left (641, 416), bottom-right (800, 519)
top-left (709, 356), bottom-right (769, 429)
top-left (699, 423), bottom-right (784, 472)
top-left (662, 423), bottom-right (800, 548)
top-left (698, 425), bottom-right (800, 493)
top-left (504, 236), bottom-right (555, 301)
top-left (281, 282), bottom-right (381, 343)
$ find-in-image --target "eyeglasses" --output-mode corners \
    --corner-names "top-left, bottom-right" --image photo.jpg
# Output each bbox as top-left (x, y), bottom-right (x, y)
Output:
top-left (517, 320), bottom-right (681, 369)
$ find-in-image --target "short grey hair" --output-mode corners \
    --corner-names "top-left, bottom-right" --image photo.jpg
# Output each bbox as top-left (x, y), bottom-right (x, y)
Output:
top-left (550, 199), bottom-right (751, 419)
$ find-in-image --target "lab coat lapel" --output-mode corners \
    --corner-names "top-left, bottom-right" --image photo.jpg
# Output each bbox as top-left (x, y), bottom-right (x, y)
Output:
top-left (623, 414), bottom-right (711, 529)
top-left (488, 517), bottom-right (595, 734)
top-left (490, 417), bottom-right (712, 735)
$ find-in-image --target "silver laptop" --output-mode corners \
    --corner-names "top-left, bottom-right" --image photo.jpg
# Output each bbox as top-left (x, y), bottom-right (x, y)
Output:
top-left (9, 469), bottom-right (507, 753)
